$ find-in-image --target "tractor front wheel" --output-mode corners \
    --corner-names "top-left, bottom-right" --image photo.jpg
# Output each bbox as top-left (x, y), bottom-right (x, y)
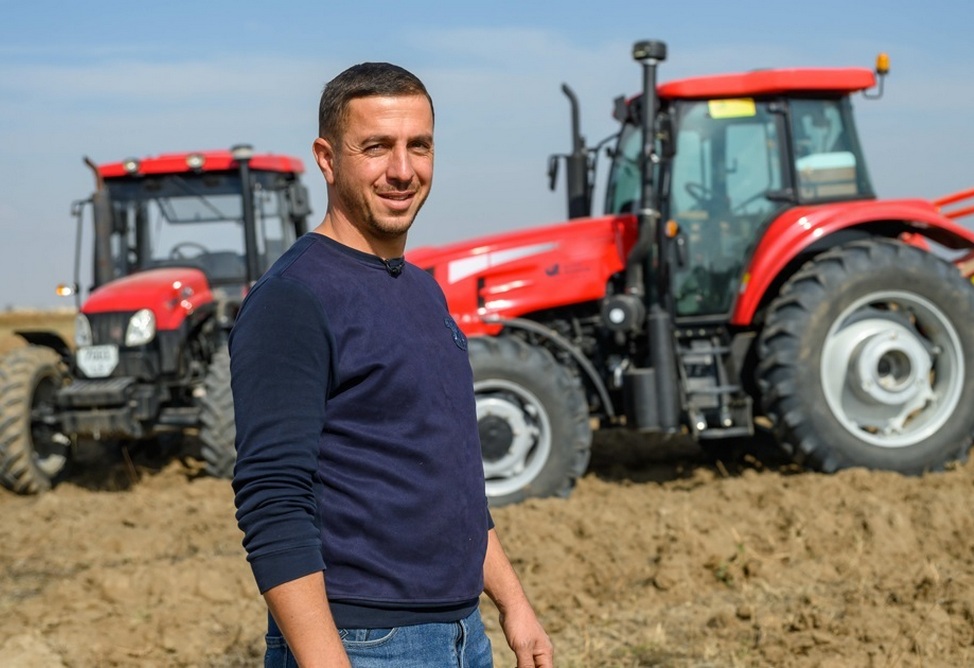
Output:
top-left (0, 346), bottom-right (71, 494)
top-left (757, 239), bottom-right (974, 473)
top-left (469, 335), bottom-right (592, 507)
top-left (199, 345), bottom-right (236, 478)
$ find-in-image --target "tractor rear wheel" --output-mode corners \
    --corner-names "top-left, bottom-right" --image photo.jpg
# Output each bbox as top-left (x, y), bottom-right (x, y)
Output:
top-left (199, 345), bottom-right (236, 478)
top-left (469, 335), bottom-right (592, 506)
top-left (757, 238), bottom-right (974, 473)
top-left (0, 346), bottom-right (70, 493)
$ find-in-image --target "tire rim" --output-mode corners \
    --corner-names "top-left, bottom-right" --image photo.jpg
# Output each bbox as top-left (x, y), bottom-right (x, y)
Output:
top-left (474, 378), bottom-right (551, 498)
top-left (31, 371), bottom-right (68, 477)
top-left (820, 289), bottom-right (963, 448)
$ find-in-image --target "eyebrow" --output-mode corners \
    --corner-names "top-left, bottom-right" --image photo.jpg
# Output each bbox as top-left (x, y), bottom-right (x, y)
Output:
top-left (359, 133), bottom-right (434, 146)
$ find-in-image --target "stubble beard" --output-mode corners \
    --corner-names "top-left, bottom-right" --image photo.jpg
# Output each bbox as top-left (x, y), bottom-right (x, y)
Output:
top-left (334, 173), bottom-right (428, 244)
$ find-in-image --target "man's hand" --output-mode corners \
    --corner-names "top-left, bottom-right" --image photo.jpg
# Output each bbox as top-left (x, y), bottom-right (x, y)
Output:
top-left (498, 600), bottom-right (554, 668)
top-left (483, 528), bottom-right (554, 667)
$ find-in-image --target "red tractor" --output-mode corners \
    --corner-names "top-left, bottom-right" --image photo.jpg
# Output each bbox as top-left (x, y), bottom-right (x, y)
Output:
top-left (0, 146), bottom-right (310, 493)
top-left (408, 40), bottom-right (974, 506)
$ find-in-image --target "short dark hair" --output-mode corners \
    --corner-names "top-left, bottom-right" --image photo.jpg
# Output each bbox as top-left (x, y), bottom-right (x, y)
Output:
top-left (317, 62), bottom-right (434, 141)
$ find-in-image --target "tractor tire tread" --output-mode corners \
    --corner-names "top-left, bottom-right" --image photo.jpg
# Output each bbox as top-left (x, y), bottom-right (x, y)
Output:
top-left (0, 346), bottom-right (66, 494)
top-left (198, 346), bottom-right (236, 479)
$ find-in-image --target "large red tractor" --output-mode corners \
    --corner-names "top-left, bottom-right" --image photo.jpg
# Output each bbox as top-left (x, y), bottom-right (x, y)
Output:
top-left (0, 146), bottom-right (310, 493)
top-left (408, 40), bottom-right (974, 506)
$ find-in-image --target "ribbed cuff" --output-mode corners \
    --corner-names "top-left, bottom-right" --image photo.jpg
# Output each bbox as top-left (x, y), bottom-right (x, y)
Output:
top-left (250, 545), bottom-right (326, 594)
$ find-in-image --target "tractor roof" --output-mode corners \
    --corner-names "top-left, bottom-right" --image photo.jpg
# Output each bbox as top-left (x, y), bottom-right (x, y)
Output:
top-left (658, 67), bottom-right (876, 100)
top-left (98, 150), bottom-right (305, 178)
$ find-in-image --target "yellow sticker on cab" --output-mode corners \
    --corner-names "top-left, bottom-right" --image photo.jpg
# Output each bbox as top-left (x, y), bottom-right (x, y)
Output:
top-left (708, 98), bottom-right (756, 119)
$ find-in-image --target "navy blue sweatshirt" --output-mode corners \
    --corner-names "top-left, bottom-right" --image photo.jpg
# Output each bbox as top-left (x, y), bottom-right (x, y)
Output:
top-left (229, 233), bottom-right (491, 628)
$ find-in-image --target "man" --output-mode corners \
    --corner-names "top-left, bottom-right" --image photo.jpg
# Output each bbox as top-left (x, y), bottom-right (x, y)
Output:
top-left (230, 62), bottom-right (553, 667)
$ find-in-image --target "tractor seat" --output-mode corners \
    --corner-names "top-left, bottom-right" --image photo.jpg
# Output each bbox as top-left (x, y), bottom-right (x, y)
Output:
top-left (197, 251), bottom-right (246, 283)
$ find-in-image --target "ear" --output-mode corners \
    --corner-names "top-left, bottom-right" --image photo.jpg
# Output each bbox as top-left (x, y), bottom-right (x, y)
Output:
top-left (312, 137), bottom-right (336, 185)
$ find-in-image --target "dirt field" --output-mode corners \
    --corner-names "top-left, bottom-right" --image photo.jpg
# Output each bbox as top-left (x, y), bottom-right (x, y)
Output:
top-left (2, 311), bottom-right (973, 667)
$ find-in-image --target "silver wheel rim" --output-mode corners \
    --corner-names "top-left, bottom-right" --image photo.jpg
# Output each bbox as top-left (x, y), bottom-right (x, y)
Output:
top-left (475, 378), bottom-right (551, 498)
top-left (820, 289), bottom-right (963, 448)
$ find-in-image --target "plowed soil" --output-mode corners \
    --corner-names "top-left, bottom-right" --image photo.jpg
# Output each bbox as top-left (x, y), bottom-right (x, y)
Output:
top-left (2, 311), bottom-right (973, 667)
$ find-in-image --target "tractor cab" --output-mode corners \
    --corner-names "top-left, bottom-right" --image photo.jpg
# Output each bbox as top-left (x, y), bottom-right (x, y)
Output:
top-left (75, 146), bottom-right (310, 303)
top-left (604, 68), bottom-right (878, 318)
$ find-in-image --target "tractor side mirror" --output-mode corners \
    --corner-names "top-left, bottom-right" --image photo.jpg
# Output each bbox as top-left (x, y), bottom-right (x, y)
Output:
top-left (287, 183), bottom-right (312, 221)
top-left (547, 155), bottom-right (560, 191)
top-left (613, 95), bottom-right (628, 123)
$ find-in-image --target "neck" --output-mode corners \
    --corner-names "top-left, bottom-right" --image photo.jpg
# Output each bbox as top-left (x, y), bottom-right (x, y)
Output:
top-left (313, 213), bottom-right (406, 260)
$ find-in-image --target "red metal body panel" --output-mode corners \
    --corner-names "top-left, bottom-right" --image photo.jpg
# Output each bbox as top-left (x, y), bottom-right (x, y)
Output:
top-left (98, 150), bottom-right (304, 178)
top-left (81, 268), bottom-right (213, 332)
top-left (407, 215), bottom-right (638, 336)
top-left (732, 199), bottom-right (974, 325)
top-left (658, 68), bottom-right (876, 100)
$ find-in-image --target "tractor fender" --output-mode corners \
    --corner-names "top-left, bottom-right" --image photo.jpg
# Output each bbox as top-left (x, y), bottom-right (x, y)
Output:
top-left (732, 198), bottom-right (974, 325)
top-left (482, 316), bottom-right (615, 418)
top-left (13, 330), bottom-right (72, 360)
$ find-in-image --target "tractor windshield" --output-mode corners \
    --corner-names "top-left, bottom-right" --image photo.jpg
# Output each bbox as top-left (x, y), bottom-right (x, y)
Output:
top-left (101, 171), bottom-right (296, 286)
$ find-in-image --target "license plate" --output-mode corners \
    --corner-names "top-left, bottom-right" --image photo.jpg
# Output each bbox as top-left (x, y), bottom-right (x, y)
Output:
top-left (77, 345), bottom-right (119, 378)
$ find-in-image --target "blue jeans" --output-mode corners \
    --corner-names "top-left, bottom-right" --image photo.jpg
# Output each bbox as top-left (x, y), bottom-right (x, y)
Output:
top-left (264, 607), bottom-right (493, 667)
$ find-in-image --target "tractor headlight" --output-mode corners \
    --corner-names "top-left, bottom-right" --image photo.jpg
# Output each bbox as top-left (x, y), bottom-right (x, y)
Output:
top-left (125, 309), bottom-right (156, 346)
top-left (74, 313), bottom-right (93, 347)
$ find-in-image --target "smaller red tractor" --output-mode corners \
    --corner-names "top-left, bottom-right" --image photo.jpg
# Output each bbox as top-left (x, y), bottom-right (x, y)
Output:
top-left (408, 40), bottom-right (974, 506)
top-left (0, 146), bottom-right (310, 493)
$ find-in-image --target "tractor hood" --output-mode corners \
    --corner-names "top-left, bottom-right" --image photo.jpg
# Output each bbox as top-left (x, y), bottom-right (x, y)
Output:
top-left (81, 267), bottom-right (214, 332)
top-left (407, 213), bottom-right (639, 336)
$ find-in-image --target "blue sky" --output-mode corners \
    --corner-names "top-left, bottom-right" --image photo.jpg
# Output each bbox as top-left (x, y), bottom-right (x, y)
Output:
top-left (2, 0), bottom-right (972, 308)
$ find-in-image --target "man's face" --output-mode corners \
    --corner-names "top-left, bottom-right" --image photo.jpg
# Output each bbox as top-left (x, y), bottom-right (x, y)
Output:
top-left (316, 94), bottom-right (434, 245)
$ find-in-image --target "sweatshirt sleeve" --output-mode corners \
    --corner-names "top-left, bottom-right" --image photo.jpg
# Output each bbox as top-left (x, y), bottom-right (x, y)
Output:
top-left (229, 276), bottom-right (332, 593)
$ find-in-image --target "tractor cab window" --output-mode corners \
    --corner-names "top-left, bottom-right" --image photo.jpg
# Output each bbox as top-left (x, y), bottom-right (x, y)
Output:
top-left (667, 99), bottom-right (785, 317)
top-left (604, 123), bottom-right (643, 215)
top-left (113, 187), bottom-right (248, 285)
top-left (253, 185), bottom-right (290, 272)
top-left (789, 98), bottom-right (872, 202)
top-left (153, 193), bottom-right (245, 274)
top-left (103, 172), bottom-right (298, 287)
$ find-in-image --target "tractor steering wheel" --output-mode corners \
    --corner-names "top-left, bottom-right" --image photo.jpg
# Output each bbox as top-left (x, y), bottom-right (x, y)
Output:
top-left (685, 182), bottom-right (715, 209)
top-left (169, 241), bottom-right (210, 260)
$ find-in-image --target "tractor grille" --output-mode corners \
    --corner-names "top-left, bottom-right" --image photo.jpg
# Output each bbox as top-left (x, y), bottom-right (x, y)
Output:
top-left (84, 311), bottom-right (163, 380)
top-left (89, 311), bottom-right (137, 346)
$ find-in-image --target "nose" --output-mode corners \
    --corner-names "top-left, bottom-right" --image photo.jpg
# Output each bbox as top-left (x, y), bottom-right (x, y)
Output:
top-left (386, 145), bottom-right (414, 185)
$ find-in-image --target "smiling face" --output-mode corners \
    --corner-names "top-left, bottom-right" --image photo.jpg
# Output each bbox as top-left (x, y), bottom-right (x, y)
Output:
top-left (313, 94), bottom-right (434, 257)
